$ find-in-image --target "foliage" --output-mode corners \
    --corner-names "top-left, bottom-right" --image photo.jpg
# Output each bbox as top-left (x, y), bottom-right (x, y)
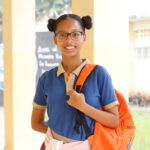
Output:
top-left (129, 92), bottom-right (150, 107)
top-left (0, 0), bottom-right (71, 24)
top-left (130, 106), bottom-right (150, 150)
top-left (35, 0), bottom-right (71, 20)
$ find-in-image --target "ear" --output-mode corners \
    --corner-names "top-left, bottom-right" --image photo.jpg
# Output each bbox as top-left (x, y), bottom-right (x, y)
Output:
top-left (82, 33), bottom-right (86, 43)
top-left (53, 35), bottom-right (57, 45)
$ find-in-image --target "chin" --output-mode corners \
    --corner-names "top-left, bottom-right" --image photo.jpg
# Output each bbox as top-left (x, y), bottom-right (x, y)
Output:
top-left (64, 52), bottom-right (77, 57)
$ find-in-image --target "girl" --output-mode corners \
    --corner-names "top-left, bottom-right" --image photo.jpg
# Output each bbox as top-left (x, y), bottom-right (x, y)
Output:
top-left (31, 14), bottom-right (119, 150)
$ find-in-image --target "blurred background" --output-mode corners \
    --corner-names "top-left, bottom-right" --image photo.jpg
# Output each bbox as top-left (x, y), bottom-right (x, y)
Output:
top-left (0, 0), bottom-right (150, 149)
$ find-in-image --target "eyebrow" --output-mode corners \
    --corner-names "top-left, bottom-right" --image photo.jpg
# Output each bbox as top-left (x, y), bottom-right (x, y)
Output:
top-left (56, 29), bottom-right (83, 33)
top-left (55, 29), bottom-right (84, 33)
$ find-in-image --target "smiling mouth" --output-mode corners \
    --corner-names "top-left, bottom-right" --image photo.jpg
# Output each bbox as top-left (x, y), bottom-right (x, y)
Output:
top-left (65, 46), bottom-right (76, 50)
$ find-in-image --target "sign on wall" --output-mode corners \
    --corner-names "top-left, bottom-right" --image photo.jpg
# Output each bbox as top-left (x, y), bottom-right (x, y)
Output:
top-left (35, 32), bottom-right (62, 81)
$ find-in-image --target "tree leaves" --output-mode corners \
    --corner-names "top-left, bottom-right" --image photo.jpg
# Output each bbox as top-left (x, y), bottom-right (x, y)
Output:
top-left (35, 0), bottom-right (71, 20)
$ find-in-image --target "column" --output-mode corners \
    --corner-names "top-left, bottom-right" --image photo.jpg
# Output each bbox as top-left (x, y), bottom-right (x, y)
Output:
top-left (3, 0), bottom-right (35, 149)
top-left (72, 0), bottom-right (94, 63)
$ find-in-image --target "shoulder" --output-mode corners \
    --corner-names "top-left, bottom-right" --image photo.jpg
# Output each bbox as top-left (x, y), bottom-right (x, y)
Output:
top-left (91, 64), bottom-right (110, 77)
top-left (95, 65), bottom-right (108, 73)
top-left (39, 66), bottom-right (58, 82)
top-left (86, 64), bottom-right (112, 86)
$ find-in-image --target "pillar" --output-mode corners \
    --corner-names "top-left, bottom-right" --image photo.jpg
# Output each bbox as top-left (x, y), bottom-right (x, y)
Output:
top-left (72, 0), bottom-right (94, 63)
top-left (3, 0), bottom-right (35, 149)
top-left (129, 21), bottom-right (136, 94)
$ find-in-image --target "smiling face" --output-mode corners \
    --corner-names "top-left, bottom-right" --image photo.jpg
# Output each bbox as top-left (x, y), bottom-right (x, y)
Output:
top-left (54, 18), bottom-right (86, 58)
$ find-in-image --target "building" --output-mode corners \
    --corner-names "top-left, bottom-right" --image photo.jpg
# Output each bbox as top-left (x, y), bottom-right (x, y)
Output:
top-left (129, 15), bottom-right (150, 93)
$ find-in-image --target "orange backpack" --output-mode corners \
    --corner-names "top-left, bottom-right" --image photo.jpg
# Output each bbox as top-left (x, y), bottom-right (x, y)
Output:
top-left (74, 64), bottom-right (135, 150)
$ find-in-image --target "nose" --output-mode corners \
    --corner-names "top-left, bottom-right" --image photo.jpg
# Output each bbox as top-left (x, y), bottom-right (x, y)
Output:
top-left (66, 33), bottom-right (73, 41)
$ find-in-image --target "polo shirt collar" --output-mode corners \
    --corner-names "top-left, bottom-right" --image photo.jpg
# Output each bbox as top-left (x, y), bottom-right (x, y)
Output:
top-left (57, 59), bottom-right (89, 77)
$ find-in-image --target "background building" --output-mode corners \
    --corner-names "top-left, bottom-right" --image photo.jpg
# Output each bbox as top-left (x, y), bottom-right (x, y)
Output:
top-left (129, 15), bottom-right (150, 93)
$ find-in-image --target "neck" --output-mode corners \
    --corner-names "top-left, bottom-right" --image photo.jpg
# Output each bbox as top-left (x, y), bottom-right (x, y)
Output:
top-left (62, 56), bottom-right (82, 75)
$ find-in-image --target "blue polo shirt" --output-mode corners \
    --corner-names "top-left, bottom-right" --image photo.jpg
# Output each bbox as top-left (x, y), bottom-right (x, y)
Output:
top-left (33, 65), bottom-right (118, 141)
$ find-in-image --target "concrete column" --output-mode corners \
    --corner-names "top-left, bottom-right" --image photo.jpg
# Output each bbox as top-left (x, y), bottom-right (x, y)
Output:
top-left (3, 0), bottom-right (35, 149)
top-left (94, 0), bottom-right (129, 97)
top-left (129, 22), bottom-right (136, 94)
top-left (72, 0), bottom-right (94, 63)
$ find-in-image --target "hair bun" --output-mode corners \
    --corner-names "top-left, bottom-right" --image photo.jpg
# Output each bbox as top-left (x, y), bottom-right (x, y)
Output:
top-left (81, 16), bottom-right (92, 30)
top-left (47, 19), bottom-right (57, 32)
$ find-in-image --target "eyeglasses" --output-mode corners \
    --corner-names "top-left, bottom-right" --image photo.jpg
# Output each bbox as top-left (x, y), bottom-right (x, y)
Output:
top-left (55, 31), bottom-right (84, 42)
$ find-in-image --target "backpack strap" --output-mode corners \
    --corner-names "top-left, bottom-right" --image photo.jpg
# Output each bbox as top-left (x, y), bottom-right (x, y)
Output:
top-left (74, 64), bottom-right (97, 138)
top-left (75, 64), bottom-right (97, 92)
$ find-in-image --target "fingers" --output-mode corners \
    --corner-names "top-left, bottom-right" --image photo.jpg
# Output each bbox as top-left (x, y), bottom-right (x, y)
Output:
top-left (47, 128), bottom-right (53, 138)
top-left (67, 89), bottom-right (77, 105)
top-left (66, 100), bottom-right (69, 105)
top-left (67, 89), bottom-right (75, 96)
top-left (45, 128), bottom-right (53, 147)
top-left (45, 136), bottom-right (50, 147)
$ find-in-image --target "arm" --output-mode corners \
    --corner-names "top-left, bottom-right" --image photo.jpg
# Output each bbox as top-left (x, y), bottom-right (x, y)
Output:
top-left (31, 107), bottom-right (48, 133)
top-left (67, 90), bottom-right (119, 129)
top-left (31, 107), bottom-right (53, 145)
top-left (81, 103), bottom-right (119, 128)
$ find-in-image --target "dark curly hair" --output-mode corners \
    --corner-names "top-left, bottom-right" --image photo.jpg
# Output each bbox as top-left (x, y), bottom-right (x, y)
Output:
top-left (47, 14), bottom-right (92, 33)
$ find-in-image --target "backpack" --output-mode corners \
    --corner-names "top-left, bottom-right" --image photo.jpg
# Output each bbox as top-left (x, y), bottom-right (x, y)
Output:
top-left (74, 64), bottom-right (135, 150)
top-left (40, 64), bottom-right (135, 150)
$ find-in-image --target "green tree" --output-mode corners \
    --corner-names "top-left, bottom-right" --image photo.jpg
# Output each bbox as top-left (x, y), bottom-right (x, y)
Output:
top-left (35, 0), bottom-right (71, 20)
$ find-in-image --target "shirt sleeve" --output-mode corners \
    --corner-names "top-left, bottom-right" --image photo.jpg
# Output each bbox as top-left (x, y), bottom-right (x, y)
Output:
top-left (98, 66), bottom-right (118, 110)
top-left (32, 73), bottom-right (47, 109)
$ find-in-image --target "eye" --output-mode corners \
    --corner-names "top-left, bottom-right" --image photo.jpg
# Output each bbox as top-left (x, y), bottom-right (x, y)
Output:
top-left (59, 33), bottom-right (66, 38)
top-left (72, 32), bottom-right (81, 38)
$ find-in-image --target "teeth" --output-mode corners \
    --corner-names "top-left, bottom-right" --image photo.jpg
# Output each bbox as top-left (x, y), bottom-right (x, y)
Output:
top-left (65, 46), bottom-right (75, 49)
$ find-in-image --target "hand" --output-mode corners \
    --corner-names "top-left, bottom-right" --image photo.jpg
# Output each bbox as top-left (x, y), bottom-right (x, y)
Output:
top-left (45, 128), bottom-right (53, 147)
top-left (67, 89), bottom-right (86, 111)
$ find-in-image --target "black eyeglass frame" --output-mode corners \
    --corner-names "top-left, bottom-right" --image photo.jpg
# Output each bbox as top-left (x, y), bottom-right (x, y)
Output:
top-left (54, 31), bottom-right (85, 41)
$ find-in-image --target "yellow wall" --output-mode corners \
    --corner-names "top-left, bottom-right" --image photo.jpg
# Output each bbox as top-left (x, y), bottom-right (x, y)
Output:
top-left (3, 1), bottom-right (14, 149)
top-left (94, 0), bottom-right (129, 97)
top-left (72, 0), bottom-right (94, 63)
top-left (73, 0), bottom-right (130, 97)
